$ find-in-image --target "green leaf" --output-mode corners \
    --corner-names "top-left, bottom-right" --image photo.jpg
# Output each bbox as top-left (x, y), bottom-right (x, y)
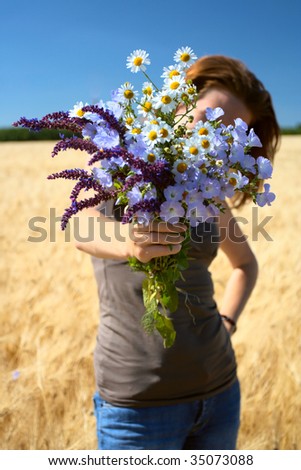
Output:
top-left (154, 312), bottom-right (176, 348)
top-left (141, 278), bottom-right (158, 334)
top-left (161, 283), bottom-right (179, 313)
top-left (176, 251), bottom-right (189, 270)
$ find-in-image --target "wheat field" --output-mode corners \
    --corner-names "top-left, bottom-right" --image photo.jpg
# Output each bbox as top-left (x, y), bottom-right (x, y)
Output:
top-left (0, 137), bottom-right (300, 450)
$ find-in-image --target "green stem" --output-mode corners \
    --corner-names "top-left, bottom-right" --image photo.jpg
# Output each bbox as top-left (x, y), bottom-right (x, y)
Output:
top-left (142, 71), bottom-right (160, 92)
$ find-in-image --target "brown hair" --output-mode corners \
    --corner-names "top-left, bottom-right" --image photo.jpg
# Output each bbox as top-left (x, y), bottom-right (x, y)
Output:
top-left (186, 55), bottom-right (280, 207)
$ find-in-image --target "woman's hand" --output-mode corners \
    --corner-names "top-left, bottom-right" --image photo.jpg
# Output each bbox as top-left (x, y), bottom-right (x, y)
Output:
top-left (74, 207), bottom-right (187, 262)
top-left (124, 221), bottom-right (187, 263)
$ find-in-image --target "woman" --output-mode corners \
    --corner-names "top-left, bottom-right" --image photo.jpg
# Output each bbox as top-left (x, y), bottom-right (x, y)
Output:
top-left (75, 55), bottom-right (280, 450)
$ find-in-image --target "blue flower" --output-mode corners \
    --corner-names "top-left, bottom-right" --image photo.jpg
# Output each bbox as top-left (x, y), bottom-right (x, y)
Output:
top-left (82, 122), bottom-right (99, 139)
top-left (257, 156), bottom-right (273, 179)
top-left (229, 143), bottom-right (256, 173)
top-left (127, 135), bottom-right (148, 160)
top-left (160, 200), bottom-right (185, 223)
top-left (185, 188), bottom-right (204, 205)
top-left (247, 128), bottom-right (262, 148)
top-left (92, 167), bottom-right (113, 188)
top-left (164, 185), bottom-right (183, 202)
top-left (210, 135), bottom-right (229, 160)
top-left (256, 183), bottom-right (276, 207)
top-left (232, 118), bottom-right (248, 145)
top-left (127, 187), bottom-right (142, 206)
top-left (101, 156), bottom-right (126, 170)
top-left (144, 187), bottom-right (157, 201)
top-left (93, 125), bottom-right (120, 149)
top-left (201, 178), bottom-right (221, 198)
top-left (134, 210), bottom-right (153, 225)
top-left (219, 180), bottom-right (235, 200)
top-left (205, 107), bottom-right (224, 121)
top-left (186, 200), bottom-right (208, 227)
top-left (106, 100), bottom-right (123, 119)
top-left (234, 118), bottom-right (248, 131)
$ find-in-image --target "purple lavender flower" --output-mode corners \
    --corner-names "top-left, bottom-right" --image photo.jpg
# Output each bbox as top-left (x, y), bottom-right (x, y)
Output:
top-left (13, 112), bottom-right (84, 134)
top-left (122, 199), bottom-right (160, 224)
top-left (47, 168), bottom-right (116, 229)
top-left (87, 147), bottom-right (128, 167)
top-left (82, 105), bottom-right (126, 139)
top-left (51, 136), bottom-right (99, 158)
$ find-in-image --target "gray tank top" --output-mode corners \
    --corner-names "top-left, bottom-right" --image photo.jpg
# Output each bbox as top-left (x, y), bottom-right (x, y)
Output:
top-left (91, 202), bottom-right (237, 406)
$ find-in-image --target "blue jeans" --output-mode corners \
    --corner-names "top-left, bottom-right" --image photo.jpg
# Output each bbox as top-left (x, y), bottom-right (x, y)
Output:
top-left (93, 379), bottom-right (240, 450)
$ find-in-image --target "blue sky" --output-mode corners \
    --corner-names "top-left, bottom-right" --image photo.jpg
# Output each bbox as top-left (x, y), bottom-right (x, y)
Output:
top-left (1, 0), bottom-right (300, 128)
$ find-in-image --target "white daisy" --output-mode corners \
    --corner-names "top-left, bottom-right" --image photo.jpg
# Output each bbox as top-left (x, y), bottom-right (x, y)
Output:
top-left (69, 101), bottom-right (89, 118)
top-left (137, 99), bottom-right (154, 117)
top-left (174, 46), bottom-right (197, 68)
top-left (124, 113), bottom-right (136, 129)
top-left (179, 82), bottom-right (198, 104)
top-left (157, 122), bottom-right (174, 143)
top-left (152, 91), bottom-right (177, 113)
top-left (144, 149), bottom-right (161, 163)
top-left (126, 49), bottom-right (150, 73)
top-left (142, 122), bottom-right (160, 148)
top-left (197, 134), bottom-right (214, 153)
top-left (183, 137), bottom-right (204, 160)
top-left (173, 158), bottom-right (189, 175)
top-left (142, 82), bottom-right (154, 97)
top-left (116, 82), bottom-right (138, 103)
top-left (163, 76), bottom-right (186, 98)
top-left (125, 125), bottom-right (143, 140)
top-left (161, 64), bottom-right (183, 80)
top-left (193, 121), bottom-right (215, 140)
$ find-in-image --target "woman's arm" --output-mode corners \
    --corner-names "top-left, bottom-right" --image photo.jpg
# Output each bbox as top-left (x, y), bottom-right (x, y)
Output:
top-left (217, 202), bottom-right (259, 334)
top-left (74, 207), bottom-right (186, 263)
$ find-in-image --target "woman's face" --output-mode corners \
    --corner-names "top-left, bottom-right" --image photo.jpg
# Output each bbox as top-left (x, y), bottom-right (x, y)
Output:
top-left (180, 87), bottom-right (253, 128)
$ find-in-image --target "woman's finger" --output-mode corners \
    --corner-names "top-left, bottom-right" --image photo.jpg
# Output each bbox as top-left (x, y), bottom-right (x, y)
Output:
top-left (135, 243), bottom-right (182, 263)
top-left (133, 220), bottom-right (187, 234)
top-left (133, 231), bottom-right (185, 246)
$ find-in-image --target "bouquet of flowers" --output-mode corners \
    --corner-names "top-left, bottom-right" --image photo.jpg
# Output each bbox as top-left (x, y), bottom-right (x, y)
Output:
top-left (14, 47), bottom-right (275, 347)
